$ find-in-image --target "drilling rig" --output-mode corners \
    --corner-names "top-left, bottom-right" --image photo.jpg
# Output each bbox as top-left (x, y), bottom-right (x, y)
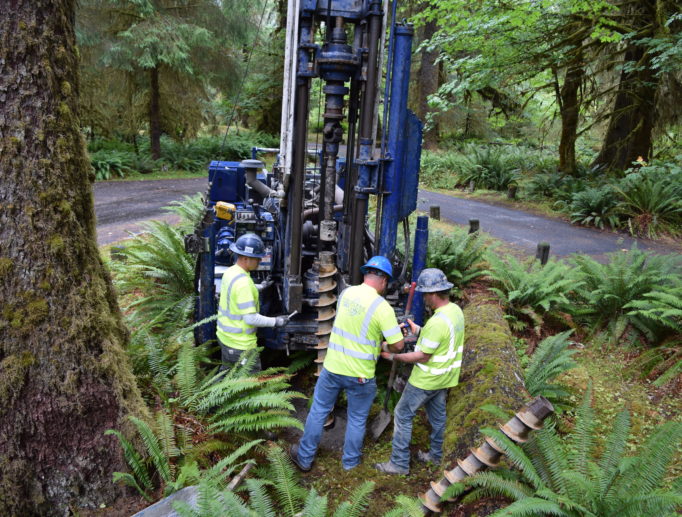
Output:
top-left (187, 0), bottom-right (429, 372)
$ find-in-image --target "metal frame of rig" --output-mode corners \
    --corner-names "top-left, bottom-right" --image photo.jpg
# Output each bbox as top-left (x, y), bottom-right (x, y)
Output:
top-left (186, 0), bottom-right (428, 372)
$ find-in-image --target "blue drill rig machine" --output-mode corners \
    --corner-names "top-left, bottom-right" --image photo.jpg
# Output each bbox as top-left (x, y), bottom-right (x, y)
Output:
top-left (187, 0), bottom-right (429, 373)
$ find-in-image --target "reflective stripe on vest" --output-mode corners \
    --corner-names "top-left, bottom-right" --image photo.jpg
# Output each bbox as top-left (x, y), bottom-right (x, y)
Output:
top-left (417, 311), bottom-right (462, 375)
top-left (329, 290), bottom-right (385, 362)
top-left (328, 341), bottom-right (376, 361)
top-left (217, 321), bottom-right (257, 334)
top-left (218, 273), bottom-right (247, 321)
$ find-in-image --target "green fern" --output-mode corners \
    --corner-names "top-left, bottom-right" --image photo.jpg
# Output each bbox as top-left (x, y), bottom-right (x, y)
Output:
top-left (625, 283), bottom-right (682, 334)
top-left (111, 220), bottom-right (196, 331)
top-left (448, 390), bottom-right (682, 516)
top-left (173, 445), bottom-right (427, 517)
top-left (183, 349), bottom-right (305, 435)
top-left (487, 254), bottom-right (578, 333)
top-left (426, 228), bottom-right (489, 295)
top-left (105, 428), bottom-right (154, 501)
top-left (163, 193), bottom-right (206, 233)
top-left (331, 481), bottom-right (374, 517)
top-left (524, 331), bottom-right (577, 409)
top-left (571, 247), bottom-right (680, 341)
top-left (107, 410), bottom-right (261, 500)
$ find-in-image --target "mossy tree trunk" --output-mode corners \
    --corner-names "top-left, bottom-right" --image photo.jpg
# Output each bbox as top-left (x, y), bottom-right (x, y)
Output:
top-left (443, 293), bottom-right (527, 462)
top-left (149, 65), bottom-right (162, 160)
top-left (558, 50), bottom-right (584, 176)
top-left (0, 1), bottom-right (148, 515)
top-left (593, 0), bottom-right (658, 172)
top-left (417, 14), bottom-right (440, 150)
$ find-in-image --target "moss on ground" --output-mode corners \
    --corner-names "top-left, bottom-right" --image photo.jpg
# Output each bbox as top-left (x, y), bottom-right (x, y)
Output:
top-left (443, 293), bottom-right (528, 462)
top-left (560, 346), bottom-right (682, 486)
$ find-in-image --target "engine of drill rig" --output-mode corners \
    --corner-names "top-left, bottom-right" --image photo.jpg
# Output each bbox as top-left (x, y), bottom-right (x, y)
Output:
top-left (189, 0), bottom-right (428, 373)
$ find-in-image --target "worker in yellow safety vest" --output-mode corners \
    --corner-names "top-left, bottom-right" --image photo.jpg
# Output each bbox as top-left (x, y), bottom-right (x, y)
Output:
top-left (217, 233), bottom-right (288, 372)
top-left (290, 256), bottom-right (405, 472)
top-left (375, 268), bottom-right (464, 475)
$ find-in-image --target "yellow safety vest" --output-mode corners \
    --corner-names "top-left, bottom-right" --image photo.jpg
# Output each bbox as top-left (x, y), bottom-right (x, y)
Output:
top-left (324, 283), bottom-right (402, 379)
top-left (216, 264), bottom-right (260, 350)
top-left (409, 302), bottom-right (464, 390)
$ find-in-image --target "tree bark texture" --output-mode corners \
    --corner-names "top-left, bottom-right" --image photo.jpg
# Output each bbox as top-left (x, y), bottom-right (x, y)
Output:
top-left (0, 1), bottom-right (148, 514)
top-left (149, 65), bottom-right (162, 159)
top-left (417, 16), bottom-right (440, 149)
top-left (443, 293), bottom-right (527, 462)
top-left (558, 54), bottom-right (584, 175)
top-left (593, 0), bottom-right (658, 171)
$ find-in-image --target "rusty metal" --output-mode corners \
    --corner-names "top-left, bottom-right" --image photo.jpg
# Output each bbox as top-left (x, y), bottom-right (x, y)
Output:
top-left (500, 416), bottom-right (531, 443)
top-left (418, 397), bottom-right (554, 514)
top-left (311, 251), bottom-right (338, 375)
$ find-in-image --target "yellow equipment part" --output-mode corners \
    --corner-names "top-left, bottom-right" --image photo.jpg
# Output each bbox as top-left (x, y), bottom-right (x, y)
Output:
top-left (216, 202), bottom-right (236, 221)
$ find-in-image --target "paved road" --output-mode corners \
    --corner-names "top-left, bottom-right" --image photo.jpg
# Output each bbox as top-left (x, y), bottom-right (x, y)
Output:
top-left (94, 177), bottom-right (206, 245)
top-left (94, 179), bottom-right (679, 259)
top-left (417, 190), bottom-right (678, 260)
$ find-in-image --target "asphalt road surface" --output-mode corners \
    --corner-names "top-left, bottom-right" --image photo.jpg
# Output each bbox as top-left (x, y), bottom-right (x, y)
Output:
top-left (94, 179), bottom-right (679, 259)
top-left (417, 190), bottom-right (678, 261)
top-left (94, 177), bottom-right (206, 245)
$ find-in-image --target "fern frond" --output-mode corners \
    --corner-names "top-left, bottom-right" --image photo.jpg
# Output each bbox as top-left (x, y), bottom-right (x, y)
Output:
top-left (613, 420), bottom-right (682, 496)
top-left (129, 415), bottom-right (172, 485)
top-left (265, 445), bottom-right (305, 517)
top-left (204, 439), bottom-right (262, 486)
top-left (611, 492), bottom-right (682, 517)
top-left (105, 428), bottom-right (153, 493)
top-left (465, 471), bottom-right (534, 501)
top-left (176, 340), bottom-right (199, 406)
top-left (383, 495), bottom-right (430, 517)
top-left (481, 428), bottom-right (544, 490)
top-left (568, 387), bottom-right (596, 476)
top-left (112, 471), bottom-right (154, 501)
top-left (244, 478), bottom-right (277, 517)
top-left (488, 496), bottom-right (570, 516)
top-left (597, 410), bottom-right (630, 498)
top-left (332, 481), bottom-right (374, 517)
top-left (302, 488), bottom-right (328, 517)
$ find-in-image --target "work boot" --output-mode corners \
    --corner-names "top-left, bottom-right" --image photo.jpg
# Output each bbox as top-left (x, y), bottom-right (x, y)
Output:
top-left (289, 444), bottom-right (311, 472)
top-left (323, 413), bottom-right (336, 430)
top-left (416, 450), bottom-right (438, 464)
top-left (374, 461), bottom-right (409, 475)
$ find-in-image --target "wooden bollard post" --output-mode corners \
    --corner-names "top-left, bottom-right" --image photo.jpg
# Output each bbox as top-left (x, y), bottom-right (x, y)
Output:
top-left (110, 245), bottom-right (126, 261)
top-left (536, 242), bottom-right (550, 265)
top-left (429, 206), bottom-right (440, 220)
top-left (468, 219), bottom-right (480, 234)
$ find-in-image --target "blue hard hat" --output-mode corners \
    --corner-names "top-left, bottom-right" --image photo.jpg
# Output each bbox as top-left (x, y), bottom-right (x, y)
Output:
top-left (416, 268), bottom-right (453, 293)
top-left (360, 255), bottom-right (393, 280)
top-left (230, 233), bottom-right (266, 258)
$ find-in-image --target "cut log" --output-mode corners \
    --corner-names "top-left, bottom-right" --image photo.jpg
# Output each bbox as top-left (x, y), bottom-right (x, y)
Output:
top-left (443, 293), bottom-right (527, 462)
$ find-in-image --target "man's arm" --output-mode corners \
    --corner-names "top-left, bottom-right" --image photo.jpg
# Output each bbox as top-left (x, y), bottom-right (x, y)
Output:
top-left (381, 349), bottom-right (431, 363)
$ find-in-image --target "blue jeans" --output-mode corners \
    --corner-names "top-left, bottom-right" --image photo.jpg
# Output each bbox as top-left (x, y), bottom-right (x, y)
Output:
top-left (390, 381), bottom-right (447, 470)
top-left (297, 367), bottom-right (377, 470)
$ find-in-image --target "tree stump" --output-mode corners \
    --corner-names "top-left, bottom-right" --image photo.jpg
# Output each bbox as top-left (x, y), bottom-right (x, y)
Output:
top-left (443, 292), bottom-right (527, 462)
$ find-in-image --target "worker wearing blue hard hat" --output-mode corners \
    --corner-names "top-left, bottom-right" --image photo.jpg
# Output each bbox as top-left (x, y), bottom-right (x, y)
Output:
top-left (217, 233), bottom-right (288, 372)
top-left (290, 256), bottom-right (404, 472)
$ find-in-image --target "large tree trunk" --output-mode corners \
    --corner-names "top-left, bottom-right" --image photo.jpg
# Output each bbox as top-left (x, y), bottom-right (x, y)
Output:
top-left (593, 0), bottom-right (658, 172)
top-left (149, 65), bottom-right (162, 160)
top-left (558, 53), bottom-right (584, 175)
top-left (0, 1), bottom-right (148, 514)
top-left (417, 16), bottom-right (440, 149)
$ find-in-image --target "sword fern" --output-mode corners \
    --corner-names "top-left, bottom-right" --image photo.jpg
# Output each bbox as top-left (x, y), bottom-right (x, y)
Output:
top-left (442, 390), bottom-right (682, 516)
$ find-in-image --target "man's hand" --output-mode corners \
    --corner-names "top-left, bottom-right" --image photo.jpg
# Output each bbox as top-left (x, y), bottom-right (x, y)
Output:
top-left (274, 316), bottom-right (288, 327)
top-left (380, 351), bottom-right (395, 361)
top-left (405, 318), bottom-right (421, 336)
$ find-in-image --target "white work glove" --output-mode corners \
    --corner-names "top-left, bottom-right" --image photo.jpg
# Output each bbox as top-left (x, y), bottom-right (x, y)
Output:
top-left (274, 316), bottom-right (288, 327)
